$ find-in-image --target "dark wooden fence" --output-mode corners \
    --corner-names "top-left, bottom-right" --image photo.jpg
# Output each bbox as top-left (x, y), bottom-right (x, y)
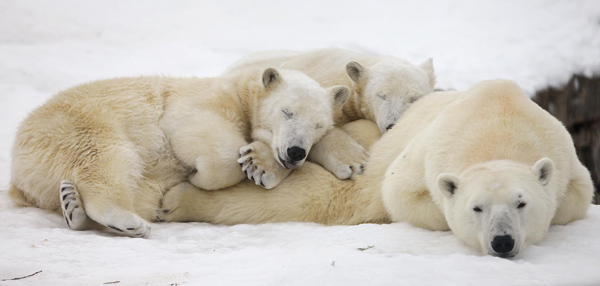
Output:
top-left (533, 74), bottom-right (599, 204)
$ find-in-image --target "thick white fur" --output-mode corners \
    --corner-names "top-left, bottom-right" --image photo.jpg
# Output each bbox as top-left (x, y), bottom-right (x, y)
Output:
top-left (224, 48), bottom-right (435, 180)
top-left (9, 70), bottom-right (347, 236)
top-left (161, 79), bottom-right (594, 256)
top-left (226, 47), bottom-right (436, 133)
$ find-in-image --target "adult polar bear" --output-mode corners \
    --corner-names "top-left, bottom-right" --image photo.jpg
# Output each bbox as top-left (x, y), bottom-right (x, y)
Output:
top-left (226, 48), bottom-right (436, 181)
top-left (9, 68), bottom-right (349, 237)
top-left (162, 79), bottom-right (594, 257)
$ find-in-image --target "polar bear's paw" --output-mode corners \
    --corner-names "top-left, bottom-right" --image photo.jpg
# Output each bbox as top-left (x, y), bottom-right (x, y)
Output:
top-left (333, 152), bottom-right (368, 180)
top-left (238, 141), bottom-right (291, 189)
top-left (102, 211), bottom-right (151, 238)
top-left (307, 127), bottom-right (369, 180)
top-left (60, 180), bottom-right (89, 230)
top-left (329, 144), bottom-right (368, 180)
top-left (159, 182), bottom-right (200, 222)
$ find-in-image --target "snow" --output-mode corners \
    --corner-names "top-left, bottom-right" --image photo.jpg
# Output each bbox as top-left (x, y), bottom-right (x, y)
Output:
top-left (1, 0), bottom-right (600, 285)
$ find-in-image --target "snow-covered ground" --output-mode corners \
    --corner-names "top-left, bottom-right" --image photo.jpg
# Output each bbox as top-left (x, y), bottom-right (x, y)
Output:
top-left (1, 1), bottom-right (600, 285)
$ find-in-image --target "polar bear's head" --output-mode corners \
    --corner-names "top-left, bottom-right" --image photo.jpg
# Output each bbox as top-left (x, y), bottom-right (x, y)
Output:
top-left (256, 68), bottom-right (349, 170)
top-left (346, 59), bottom-right (435, 134)
top-left (436, 158), bottom-right (556, 258)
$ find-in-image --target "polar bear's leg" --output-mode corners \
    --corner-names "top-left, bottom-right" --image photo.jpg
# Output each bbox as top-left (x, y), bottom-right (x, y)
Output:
top-left (76, 179), bottom-right (151, 238)
top-left (237, 141), bottom-right (291, 189)
top-left (161, 162), bottom-right (342, 224)
top-left (307, 127), bottom-right (368, 180)
top-left (166, 111), bottom-right (247, 191)
top-left (381, 141), bottom-right (449, 231)
top-left (160, 182), bottom-right (211, 222)
top-left (382, 172), bottom-right (449, 231)
top-left (161, 181), bottom-right (267, 223)
top-left (552, 164), bottom-right (594, 225)
top-left (60, 180), bottom-right (91, 230)
top-left (68, 144), bottom-right (151, 238)
top-left (188, 129), bottom-right (248, 190)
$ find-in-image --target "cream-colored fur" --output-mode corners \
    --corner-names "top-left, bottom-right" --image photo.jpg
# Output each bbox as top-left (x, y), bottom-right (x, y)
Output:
top-left (161, 80), bottom-right (593, 257)
top-left (9, 69), bottom-right (348, 237)
top-left (226, 47), bottom-right (436, 132)
top-left (224, 47), bottom-right (436, 179)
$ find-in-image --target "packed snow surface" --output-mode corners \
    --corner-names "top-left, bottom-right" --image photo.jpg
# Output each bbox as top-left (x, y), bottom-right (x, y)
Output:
top-left (1, 1), bottom-right (599, 285)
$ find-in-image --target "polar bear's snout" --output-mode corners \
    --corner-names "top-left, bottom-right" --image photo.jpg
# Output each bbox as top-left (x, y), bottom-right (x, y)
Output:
top-left (491, 235), bottom-right (515, 256)
top-left (277, 146), bottom-right (306, 170)
top-left (375, 112), bottom-right (400, 134)
top-left (287, 147), bottom-right (306, 162)
top-left (482, 204), bottom-right (523, 258)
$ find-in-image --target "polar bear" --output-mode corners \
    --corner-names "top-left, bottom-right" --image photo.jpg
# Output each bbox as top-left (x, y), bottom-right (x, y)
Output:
top-left (224, 47), bottom-right (436, 179)
top-left (161, 79), bottom-right (594, 257)
top-left (9, 69), bottom-right (349, 237)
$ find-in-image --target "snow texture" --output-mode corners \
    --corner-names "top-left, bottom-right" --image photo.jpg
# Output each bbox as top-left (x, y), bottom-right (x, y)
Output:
top-left (1, 0), bottom-right (600, 285)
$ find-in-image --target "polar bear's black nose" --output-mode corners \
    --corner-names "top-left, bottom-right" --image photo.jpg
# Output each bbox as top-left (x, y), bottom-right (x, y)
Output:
top-left (492, 235), bottom-right (515, 254)
top-left (386, 124), bottom-right (395, 131)
top-left (287, 147), bottom-right (306, 162)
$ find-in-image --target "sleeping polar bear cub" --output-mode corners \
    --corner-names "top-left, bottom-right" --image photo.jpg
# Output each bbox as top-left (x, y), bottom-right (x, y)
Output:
top-left (9, 68), bottom-right (349, 237)
top-left (160, 68), bottom-right (349, 190)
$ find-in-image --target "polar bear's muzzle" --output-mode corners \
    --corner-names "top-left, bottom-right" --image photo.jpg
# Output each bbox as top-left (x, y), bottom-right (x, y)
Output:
top-left (483, 208), bottom-right (522, 258)
top-left (377, 113), bottom-right (400, 134)
top-left (490, 235), bottom-right (516, 258)
top-left (277, 147), bottom-right (306, 170)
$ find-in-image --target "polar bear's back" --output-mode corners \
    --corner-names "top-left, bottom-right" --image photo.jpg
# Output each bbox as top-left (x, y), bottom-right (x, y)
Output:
top-left (224, 50), bottom-right (302, 73)
top-left (224, 48), bottom-right (384, 88)
top-left (423, 79), bottom-right (576, 192)
top-left (10, 77), bottom-right (182, 211)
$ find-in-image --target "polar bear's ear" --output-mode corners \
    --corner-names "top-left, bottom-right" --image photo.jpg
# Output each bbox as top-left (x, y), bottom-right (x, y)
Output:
top-left (346, 61), bottom-right (368, 84)
top-left (532, 158), bottom-right (554, 186)
top-left (437, 173), bottom-right (461, 199)
top-left (419, 58), bottom-right (436, 89)
top-left (329, 85), bottom-right (350, 108)
top-left (262, 68), bottom-right (281, 90)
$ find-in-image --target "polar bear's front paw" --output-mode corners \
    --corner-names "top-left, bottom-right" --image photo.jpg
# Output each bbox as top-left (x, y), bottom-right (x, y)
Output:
top-left (335, 161), bottom-right (366, 180)
top-left (307, 127), bottom-right (369, 180)
top-left (238, 141), bottom-right (291, 189)
top-left (240, 161), bottom-right (279, 189)
top-left (60, 180), bottom-right (89, 230)
top-left (330, 145), bottom-right (369, 180)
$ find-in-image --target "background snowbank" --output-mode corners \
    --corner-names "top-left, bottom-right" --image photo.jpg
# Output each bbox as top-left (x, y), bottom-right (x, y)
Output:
top-left (1, 1), bottom-right (599, 285)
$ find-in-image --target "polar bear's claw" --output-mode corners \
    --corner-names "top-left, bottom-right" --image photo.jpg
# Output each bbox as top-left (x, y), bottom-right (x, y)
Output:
top-left (330, 148), bottom-right (368, 180)
top-left (60, 180), bottom-right (89, 231)
top-left (238, 142), bottom-right (291, 189)
top-left (104, 214), bottom-right (151, 238)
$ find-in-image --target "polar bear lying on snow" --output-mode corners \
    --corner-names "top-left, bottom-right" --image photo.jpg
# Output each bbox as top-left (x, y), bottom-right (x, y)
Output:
top-left (9, 68), bottom-right (349, 237)
top-left (225, 47), bottom-right (436, 180)
top-left (162, 79), bottom-right (594, 257)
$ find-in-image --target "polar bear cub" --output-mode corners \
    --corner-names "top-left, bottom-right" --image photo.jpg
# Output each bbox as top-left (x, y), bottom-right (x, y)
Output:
top-left (9, 69), bottom-right (348, 237)
top-left (161, 68), bottom-right (349, 190)
top-left (225, 47), bottom-right (435, 180)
